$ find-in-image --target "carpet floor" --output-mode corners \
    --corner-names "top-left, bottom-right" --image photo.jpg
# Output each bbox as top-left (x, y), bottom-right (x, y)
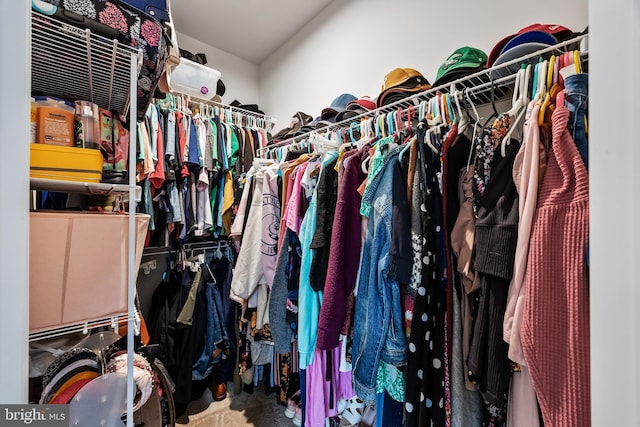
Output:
top-left (176, 384), bottom-right (295, 427)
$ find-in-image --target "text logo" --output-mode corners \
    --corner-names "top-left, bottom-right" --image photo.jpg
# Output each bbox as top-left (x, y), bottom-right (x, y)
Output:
top-left (0, 405), bottom-right (68, 426)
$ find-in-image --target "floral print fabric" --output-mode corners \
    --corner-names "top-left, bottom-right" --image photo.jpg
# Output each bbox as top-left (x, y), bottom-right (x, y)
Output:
top-left (43, 0), bottom-right (168, 119)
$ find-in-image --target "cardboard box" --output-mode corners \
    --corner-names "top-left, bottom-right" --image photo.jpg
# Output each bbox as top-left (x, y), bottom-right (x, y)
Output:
top-left (29, 211), bottom-right (150, 332)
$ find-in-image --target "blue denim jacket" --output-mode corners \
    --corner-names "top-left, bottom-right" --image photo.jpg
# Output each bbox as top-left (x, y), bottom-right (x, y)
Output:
top-left (352, 146), bottom-right (407, 403)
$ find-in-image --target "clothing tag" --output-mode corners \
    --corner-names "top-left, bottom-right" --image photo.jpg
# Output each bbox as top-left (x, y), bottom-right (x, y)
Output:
top-left (559, 65), bottom-right (578, 81)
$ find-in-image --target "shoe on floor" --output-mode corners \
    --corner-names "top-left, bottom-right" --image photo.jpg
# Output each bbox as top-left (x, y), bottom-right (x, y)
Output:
top-left (339, 397), bottom-right (365, 426)
top-left (284, 390), bottom-right (301, 418)
top-left (209, 381), bottom-right (227, 401)
top-left (292, 405), bottom-right (302, 426)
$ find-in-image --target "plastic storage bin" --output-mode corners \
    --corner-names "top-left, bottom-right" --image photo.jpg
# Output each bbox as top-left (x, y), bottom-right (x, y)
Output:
top-left (169, 58), bottom-right (221, 100)
top-left (30, 143), bottom-right (103, 182)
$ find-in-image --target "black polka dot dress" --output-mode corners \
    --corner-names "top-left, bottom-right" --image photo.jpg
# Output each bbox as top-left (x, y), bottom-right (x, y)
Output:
top-left (404, 142), bottom-right (447, 427)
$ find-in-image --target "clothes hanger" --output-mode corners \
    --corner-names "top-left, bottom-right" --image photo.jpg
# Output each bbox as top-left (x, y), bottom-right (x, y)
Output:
top-left (503, 66), bottom-right (526, 119)
top-left (444, 93), bottom-right (454, 125)
top-left (482, 77), bottom-right (500, 128)
top-left (399, 134), bottom-right (416, 163)
top-left (463, 86), bottom-right (484, 171)
top-left (500, 64), bottom-right (533, 157)
top-left (419, 118), bottom-right (439, 154)
top-left (393, 107), bottom-right (403, 133)
top-left (573, 50), bottom-right (582, 73)
top-left (538, 55), bottom-right (556, 125)
top-left (427, 95), bottom-right (442, 126)
top-left (387, 111), bottom-right (395, 136)
top-left (538, 61), bottom-right (548, 98)
top-left (418, 100), bottom-right (427, 122)
top-left (349, 122), bottom-right (359, 145)
top-left (454, 89), bottom-right (469, 133)
top-left (340, 126), bottom-right (348, 145)
top-left (460, 88), bottom-right (474, 129)
top-left (443, 93), bottom-right (452, 125)
top-left (398, 103), bottom-right (414, 161)
top-left (405, 104), bottom-right (417, 139)
top-left (531, 61), bottom-right (540, 101)
top-left (429, 93), bottom-right (451, 142)
top-left (464, 87), bottom-right (481, 125)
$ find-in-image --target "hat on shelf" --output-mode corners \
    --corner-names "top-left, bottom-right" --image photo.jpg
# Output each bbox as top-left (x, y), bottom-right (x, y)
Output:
top-left (321, 93), bottom-right (358, 121)
top-left (487, 24), bottom-right (576, 70)
top-left (217, 79), bottom-right (226, 97)
top-left (230, 99), bottom-right (265, 115)
top-left (335, 96), bottom-right (377, 122)
top-left (301, 116), bottom-right (335, 132)
top-left (377, 67), bottom-right (430, 108)
top-left (271, 111), bottom-right (314, 141)
top-left (432, 47), bottom-right (488, 88)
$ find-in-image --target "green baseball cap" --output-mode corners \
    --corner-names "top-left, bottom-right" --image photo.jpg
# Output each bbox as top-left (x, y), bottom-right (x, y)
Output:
top-left (433, 47), bottom-right (488, 87)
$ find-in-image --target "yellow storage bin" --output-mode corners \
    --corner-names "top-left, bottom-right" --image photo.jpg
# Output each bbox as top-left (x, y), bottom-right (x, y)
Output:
top-left (30, 144), bottom-right (103, 183)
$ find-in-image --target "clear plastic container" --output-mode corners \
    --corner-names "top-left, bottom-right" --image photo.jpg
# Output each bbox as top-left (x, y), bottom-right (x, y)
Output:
top-left (170, 58), bottom-right (221, 100)
top-left (74, 100), bottom-right (100, 150)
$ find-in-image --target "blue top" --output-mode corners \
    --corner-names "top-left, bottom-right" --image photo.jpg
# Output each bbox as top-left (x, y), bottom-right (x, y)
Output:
top-left (297, 152), bottom-right (337, 369)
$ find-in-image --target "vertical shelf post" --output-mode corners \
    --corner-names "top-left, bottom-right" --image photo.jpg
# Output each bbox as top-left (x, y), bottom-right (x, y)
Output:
top-left (126, 50), bottom-right (138, 427)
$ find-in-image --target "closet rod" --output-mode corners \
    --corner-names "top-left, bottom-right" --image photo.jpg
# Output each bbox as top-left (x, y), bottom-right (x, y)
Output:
top-left (182, 240), bottom-right (230, 251)
top-left (259, 33), bottom-right (588, 155)
top-left (170, 91), bottom-right (277, 131)
top-left (142, 240), bottom-right (230, 257)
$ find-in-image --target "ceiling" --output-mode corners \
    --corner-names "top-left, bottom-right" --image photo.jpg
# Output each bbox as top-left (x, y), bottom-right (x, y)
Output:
top-left (171, 0), bottom-right (334, 65)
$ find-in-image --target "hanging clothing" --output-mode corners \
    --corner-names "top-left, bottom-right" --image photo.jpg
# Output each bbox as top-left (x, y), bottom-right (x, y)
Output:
top-left (352, 147), bottom-right (407, 403)
top-left (317, 145), bottom-right (369, 351)
top-left (404, 128), bottom-right (446, 426)
top-left (521, 106), bottom-right (590, 427)
top-left (261, 163), bottom-right (281, 288)
top-left (230, 168), bottom-right (267, 302)
top-left (467, 137), bottom-right (520, 413)
top-left (309, 156), bottom-right (339, 292)
top-left (451, 284), bottom-right (484, 427)
top-left (297, 175), bottom-right (320, 370)
top-left (503, 102), bottom-right (544, 427)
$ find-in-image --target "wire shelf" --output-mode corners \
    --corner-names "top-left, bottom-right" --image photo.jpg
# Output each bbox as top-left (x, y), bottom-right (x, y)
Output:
top-left (29, 313), bottom-right (135, 342)
top-left (31, 11), bottom-right (141, 115)
top-left (259, 34), bottom-right (588, 156)
top-left (30, 178), bottom-right (141, 201)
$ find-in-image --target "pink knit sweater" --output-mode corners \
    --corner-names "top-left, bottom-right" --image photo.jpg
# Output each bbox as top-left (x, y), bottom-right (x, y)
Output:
top-left (521, 106), bottom-right (590, 427)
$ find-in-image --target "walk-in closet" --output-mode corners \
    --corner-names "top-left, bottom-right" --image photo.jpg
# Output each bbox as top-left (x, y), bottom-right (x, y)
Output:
top-left (0, 0), bottom-right (637, 426)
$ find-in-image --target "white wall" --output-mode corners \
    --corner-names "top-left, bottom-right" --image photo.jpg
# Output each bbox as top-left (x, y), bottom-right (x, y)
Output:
top-left (259, 0), bottom-right (588, 129)
top-left (176, 32), bottom-right (260, 107)
top-left (589, 0), bottom-right (640, 424)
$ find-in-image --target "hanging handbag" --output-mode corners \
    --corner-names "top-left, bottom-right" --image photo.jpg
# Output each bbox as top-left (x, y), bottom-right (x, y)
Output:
top-left (119, 0), bottom-right (181, 95)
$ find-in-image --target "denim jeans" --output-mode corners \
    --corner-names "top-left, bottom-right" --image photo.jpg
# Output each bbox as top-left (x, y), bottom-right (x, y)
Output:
top-left (564, 73), bottom-right (588, 170)
top-left (192, 253), bottom-right (232, 380)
